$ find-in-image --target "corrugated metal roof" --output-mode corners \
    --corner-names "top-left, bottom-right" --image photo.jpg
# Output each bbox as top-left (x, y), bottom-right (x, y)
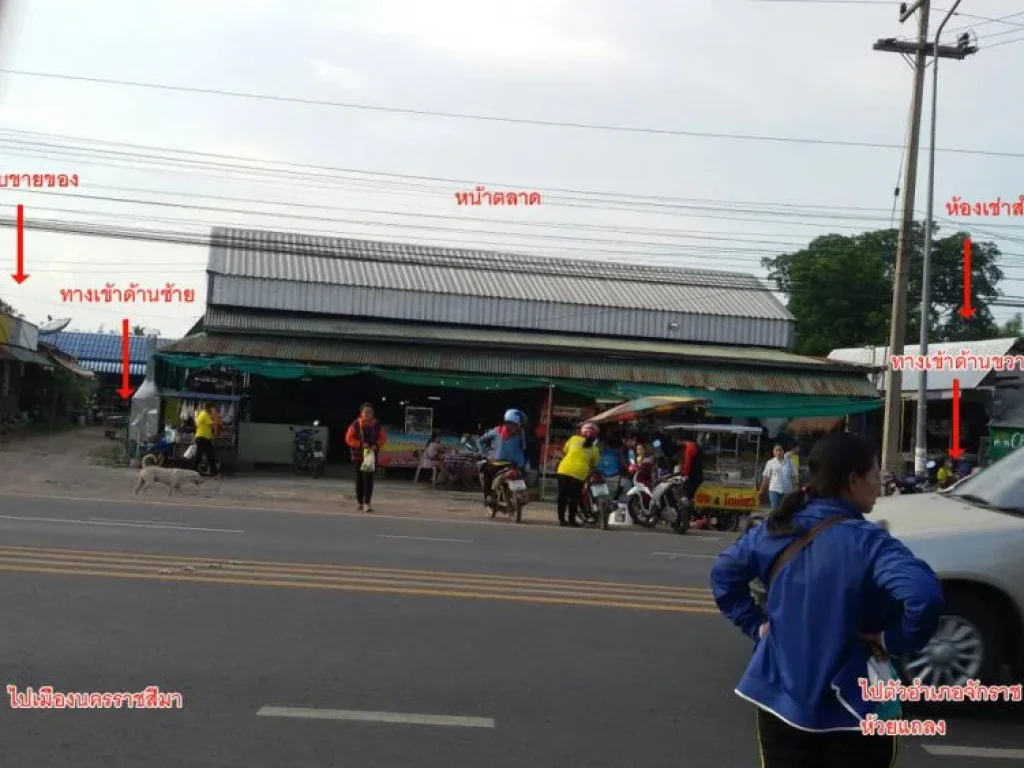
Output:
top-left (82, 360), bottom-right (146, 376)
top-left (161, 332), bottom-right (879, 398)
top-left (47, 332), bottom-right (177, 364)
top-left (0, 343), bottom-right (50, 366)
top-left (205, 227), bottom-right (795, 348)
top-left (202, 307), bottom-right (863, 372)
top-left (828, 338), bottom-right (1020, 393)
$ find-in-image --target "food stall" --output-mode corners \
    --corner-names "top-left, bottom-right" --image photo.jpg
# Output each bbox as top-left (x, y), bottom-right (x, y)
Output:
top-left (156, 390), bottom-right (242, 471)
top-left (663, 423), bottom-right (767, 530)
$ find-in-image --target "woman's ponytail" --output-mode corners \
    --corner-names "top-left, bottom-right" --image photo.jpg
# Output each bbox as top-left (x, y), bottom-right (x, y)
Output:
top-left (766, 487), bottom-right (810, 535)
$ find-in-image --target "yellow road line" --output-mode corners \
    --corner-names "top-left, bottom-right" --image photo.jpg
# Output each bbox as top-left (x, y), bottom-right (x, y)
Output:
top-left (0, 563), bottom-right (721, 614)
top-left (0, 545), bottom-right (712, 596)
top-left (0, 554), bottom-right (716, 606)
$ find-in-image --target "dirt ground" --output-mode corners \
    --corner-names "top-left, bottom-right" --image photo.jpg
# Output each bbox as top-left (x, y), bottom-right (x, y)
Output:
top-left (0, 427), bottom-right (561, 523)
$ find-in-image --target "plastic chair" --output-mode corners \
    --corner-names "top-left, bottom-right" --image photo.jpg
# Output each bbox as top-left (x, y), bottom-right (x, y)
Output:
top-left (414, 448), bottom-right (442, 486)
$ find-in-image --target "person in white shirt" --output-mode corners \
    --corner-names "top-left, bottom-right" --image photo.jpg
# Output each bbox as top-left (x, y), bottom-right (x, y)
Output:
top-left (760, 444), bottom-right (796, 510)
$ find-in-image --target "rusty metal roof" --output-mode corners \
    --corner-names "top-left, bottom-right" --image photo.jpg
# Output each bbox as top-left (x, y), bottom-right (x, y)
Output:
top-left (162, 332), bottom-right (879, 398)
top-left (202, 307), bottom-right (867, 373)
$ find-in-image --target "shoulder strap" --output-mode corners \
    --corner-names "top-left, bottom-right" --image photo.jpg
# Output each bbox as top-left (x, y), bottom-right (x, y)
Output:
top-left (768, 515), bottom-right (846, 585)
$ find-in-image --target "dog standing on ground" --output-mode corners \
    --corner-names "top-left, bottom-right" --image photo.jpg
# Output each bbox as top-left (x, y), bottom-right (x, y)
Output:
top-left (134, 454), bottom-right (204, 496)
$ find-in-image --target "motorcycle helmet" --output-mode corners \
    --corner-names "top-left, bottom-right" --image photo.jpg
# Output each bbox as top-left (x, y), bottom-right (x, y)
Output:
top-left (503, 409), bottom-right (523, 426)
top-left (580, 422), bottom-right (599, 440)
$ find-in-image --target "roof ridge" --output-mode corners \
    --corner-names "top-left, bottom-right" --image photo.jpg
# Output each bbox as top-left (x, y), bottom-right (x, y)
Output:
top-left (209, 226), bottom-right (767, 286)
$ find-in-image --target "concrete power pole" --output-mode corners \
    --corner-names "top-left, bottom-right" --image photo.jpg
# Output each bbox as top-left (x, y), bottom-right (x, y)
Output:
top-left (873, 0), bottom-right (931, 479)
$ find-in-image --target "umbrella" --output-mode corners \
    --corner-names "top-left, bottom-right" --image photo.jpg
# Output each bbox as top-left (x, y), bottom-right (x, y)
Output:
top-left (589, 395), bottom-right (705, 425)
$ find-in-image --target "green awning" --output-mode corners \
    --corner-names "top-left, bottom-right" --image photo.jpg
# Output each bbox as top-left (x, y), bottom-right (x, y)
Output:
top-left (157, 353), bottom-right (881, 418)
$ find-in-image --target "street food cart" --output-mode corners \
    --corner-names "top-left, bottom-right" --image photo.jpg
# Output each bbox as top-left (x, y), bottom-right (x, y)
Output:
top-left (663, 423), bottom-right (767, 530)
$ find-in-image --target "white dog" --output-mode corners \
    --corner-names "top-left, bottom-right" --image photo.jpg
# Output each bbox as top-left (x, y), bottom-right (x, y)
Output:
top-left (134, 454), bottom-right (204, 496)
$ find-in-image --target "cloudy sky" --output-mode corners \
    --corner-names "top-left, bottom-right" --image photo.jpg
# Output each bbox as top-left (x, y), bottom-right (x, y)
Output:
top-left (0, 0), bottom-right (1021, 340)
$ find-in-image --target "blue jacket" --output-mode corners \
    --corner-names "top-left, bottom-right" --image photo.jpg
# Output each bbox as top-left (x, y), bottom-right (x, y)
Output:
top-left (479, 425), bottom-right (526, 468)
top-left (710, 497), bottom-right (943, 732)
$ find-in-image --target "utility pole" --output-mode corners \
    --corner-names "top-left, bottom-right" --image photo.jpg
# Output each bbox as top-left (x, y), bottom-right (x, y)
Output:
top-left (913, 0), bottom-right (977, 476)
top-left (874, 0), bottom-right (931, 480)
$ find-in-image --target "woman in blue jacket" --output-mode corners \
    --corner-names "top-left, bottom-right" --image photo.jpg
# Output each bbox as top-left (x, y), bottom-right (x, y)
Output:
top-left (710, 432), bottom-right (943, 767)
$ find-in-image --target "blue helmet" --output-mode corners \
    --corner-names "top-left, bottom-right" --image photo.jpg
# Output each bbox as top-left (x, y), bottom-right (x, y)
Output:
top-left (503, 409), bottom-right (524, 426)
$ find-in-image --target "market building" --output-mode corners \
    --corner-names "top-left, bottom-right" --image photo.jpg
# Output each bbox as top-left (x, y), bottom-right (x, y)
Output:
top-left (149, 227), bottom-right (881, 471)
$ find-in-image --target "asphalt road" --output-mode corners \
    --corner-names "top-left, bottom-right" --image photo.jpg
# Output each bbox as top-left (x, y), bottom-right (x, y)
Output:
top-left (0, 491), bottom-right (1021, 767)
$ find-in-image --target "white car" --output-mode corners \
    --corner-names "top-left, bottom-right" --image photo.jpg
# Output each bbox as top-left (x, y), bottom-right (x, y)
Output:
top-left (874, 453), bottom-right (1024, 688)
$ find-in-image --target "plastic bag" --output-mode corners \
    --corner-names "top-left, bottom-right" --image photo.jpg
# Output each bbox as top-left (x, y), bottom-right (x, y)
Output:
top-left (360, 449), bottom-right (376, 473)
top-left (866, 654), bottom-right (903, 721)
top-left (184, 443), bottom-right (197, 460)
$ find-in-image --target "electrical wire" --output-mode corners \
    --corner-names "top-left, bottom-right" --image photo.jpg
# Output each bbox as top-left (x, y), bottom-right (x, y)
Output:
top-left (1, 69), bottom-right (1022, 160)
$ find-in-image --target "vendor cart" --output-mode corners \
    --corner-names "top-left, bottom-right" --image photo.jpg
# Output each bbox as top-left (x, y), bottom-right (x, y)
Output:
top-left (663, 423), bottom-right (766, 531)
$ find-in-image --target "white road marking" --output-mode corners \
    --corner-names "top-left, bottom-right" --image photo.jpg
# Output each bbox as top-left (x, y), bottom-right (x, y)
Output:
top-left (89, 518), bottom-right (193, 527)
top-left (378, 534), bottom-right (472, 544)
top-left (256, 707), bottom-right (495, 728)
top-left (0, 515), bottom-right (243, 534)
top-left (652, 551), bottom-right (718, 560)
top-left (923, 745), bottom-right (1024, 759)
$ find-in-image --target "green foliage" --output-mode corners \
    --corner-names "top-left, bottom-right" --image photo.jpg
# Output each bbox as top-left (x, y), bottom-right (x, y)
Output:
top-left (762, 223), bottom-right (1003, 356)
top-left (1001, 313), bottom-right (1023, 338)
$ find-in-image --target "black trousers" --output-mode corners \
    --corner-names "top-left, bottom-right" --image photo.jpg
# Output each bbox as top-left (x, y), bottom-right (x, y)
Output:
top-left (481, 462), bottom-right (503, 501)
top-left (556, 474), bottom-right (584, 525)
top-left (757, 708), bottom-right (898, 768)
top-left (194, 437), bottom-right (217, 473)
top-left (355, 470), bottom-right (375, 505)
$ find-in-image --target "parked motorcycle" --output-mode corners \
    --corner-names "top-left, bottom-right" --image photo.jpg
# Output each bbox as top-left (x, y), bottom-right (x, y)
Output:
top-left (885, 460), bottom-right (938, 495)
top-left (290, 420), bottom-right (325, 478)
top-left (625, 455), bottom-right (690, 534)
top-left (579, 470), bottom-right (614, 530)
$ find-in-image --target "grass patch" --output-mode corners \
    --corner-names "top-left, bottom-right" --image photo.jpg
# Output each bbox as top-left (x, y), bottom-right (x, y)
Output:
top-left (88, 441), bottom-right (129, 468)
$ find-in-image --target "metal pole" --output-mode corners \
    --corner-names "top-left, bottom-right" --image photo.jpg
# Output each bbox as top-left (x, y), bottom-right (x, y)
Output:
top-left (539, 384), bottom-right (554, 500)
top-left (880, 0), bottom-right (931, 479)
top-left (914, 0), bottom-right (965, 476)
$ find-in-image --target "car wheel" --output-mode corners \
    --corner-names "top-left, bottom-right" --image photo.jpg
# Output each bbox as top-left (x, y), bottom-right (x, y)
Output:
top-left (899, 590), bottom-right (1003, 687)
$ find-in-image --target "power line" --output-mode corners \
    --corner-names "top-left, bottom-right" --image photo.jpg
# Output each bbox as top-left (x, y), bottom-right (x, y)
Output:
top-left (1, 69), bottom-right (1022, 160)
top-left (0, 127), bottom-right (1021, 231)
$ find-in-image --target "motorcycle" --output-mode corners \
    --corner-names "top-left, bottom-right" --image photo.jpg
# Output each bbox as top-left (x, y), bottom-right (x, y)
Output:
top-left (625, 455), bottom-right (690, 535)
top-left (289, 420), bottom-right (325, 478)
top-left (885, 460), bottom-right (938, 495)
top-left (468, 438), bottom-right (529, 522)
top-left (579, 470), bottom-right (614, 530)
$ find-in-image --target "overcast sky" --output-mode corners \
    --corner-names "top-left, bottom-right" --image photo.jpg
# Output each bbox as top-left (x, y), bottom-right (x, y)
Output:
top-left (0, 0), bottom-right (1022, 340)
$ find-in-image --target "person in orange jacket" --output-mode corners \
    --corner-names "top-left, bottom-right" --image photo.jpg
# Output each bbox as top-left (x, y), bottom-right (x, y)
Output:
top-left (345, 402), bottom-right (387, 512)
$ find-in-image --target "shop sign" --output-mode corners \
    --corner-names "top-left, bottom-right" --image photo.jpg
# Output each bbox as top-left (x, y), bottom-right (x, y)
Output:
top-left (552, 406), bottom-right (583, 419)
top-left (988, 427), bottom-right (1024, 462)
top-left (693, 484), bottom-right (762, 510)
top-left (378, 433), bottom-right (459, 469)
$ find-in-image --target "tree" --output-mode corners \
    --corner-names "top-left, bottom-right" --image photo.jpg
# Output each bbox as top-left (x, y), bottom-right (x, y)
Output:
top-left (762, 223), bottom-right (1003, 356)
top-left (132, 324), bottom-right (145, 336)
top-left (1001, 313), bottom-right (1023, 338)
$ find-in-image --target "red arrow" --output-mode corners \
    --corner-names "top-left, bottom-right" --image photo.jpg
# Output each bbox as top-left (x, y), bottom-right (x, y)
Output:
top-left (958, 237), bottom-right (975, 319)
top-left (116, 319), bottom-right (135, 400)
top-left (949, 378), bottom-right (965, 459)
top-left (10, 204), bottom-right (27, 283)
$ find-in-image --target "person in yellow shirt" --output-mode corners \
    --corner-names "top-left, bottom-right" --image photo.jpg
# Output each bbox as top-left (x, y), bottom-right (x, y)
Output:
top-left (193, 402), bottom-right (219, 476)
top-left (555, 422), bottom-right (601, 526)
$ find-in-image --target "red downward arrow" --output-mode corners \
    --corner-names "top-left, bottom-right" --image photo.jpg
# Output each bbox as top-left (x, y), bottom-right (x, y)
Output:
top-left (10, 204), bottom-right (27, 283)
top-left (116, 319), bottom-right (135, 400)
top-left (949, 378), bottom-right (965, 459)
top-left (958, 237), bottom-right (975, 320)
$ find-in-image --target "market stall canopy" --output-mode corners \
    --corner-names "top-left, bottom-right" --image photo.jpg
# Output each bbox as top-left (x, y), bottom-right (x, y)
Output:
top-left (590, 395), bottom-right (705, 425)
